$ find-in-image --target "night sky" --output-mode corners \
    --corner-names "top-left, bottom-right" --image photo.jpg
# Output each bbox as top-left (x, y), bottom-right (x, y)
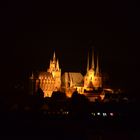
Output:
top-left (0, 1), bottom-right (139, 94)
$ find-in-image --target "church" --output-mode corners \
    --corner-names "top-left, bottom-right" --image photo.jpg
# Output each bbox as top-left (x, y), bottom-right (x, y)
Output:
top-left (84, 50), bottom-right (102, 91)
top-left (29, 52), bottom-right (61, 97)
top-left (29, 49), bottom-right (104, 100)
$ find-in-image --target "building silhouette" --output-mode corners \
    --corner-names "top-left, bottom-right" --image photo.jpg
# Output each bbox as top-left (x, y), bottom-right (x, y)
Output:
top-left (30, 52), bottom-right (61, 97)
top-left (84, 49), bottom-right (102, 90)
top-left (30, 49), bottom-right (104, 100)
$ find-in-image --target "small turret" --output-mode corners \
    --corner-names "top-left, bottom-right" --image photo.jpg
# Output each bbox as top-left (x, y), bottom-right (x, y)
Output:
top-left (29, 71), bottom-right (35, 95)
top-left (96, 56), bottom-right (99, 76)
top-left (30, 71), bottom-right (34, 80)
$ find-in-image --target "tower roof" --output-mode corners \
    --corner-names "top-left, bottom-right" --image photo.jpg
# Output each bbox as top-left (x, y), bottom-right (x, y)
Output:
top-left (30, 72), bottom-right (34, 79)
top-left (56, 59), bottom-right (59, 70)
top-left (96, 55), bottom-right (100, 76)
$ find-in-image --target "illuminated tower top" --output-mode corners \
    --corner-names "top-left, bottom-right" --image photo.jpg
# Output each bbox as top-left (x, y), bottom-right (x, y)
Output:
top-left (30, 71), bottom-right (34, 80)
top-left (91, 48), bottom-right (95, 69)
top-left (56, 59), bottom-right (59, 70)
top-left (53, 51), bottom-right (56, 62)
top-left (48, 51), bottom-right (60, 73)
top-left (96, 56), bottom-right (99, 76)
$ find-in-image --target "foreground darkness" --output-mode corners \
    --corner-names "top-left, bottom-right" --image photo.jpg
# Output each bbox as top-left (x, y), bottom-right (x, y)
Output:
top-left (0, 90), bottom-right (139, 139)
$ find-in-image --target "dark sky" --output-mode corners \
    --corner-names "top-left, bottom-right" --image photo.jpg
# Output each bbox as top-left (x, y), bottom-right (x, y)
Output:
top-left (0, 1), bottom-right (139, 92)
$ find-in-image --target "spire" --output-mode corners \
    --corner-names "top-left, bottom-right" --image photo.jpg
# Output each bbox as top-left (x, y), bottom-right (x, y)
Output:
top-left (53, 51), bottom-right (56, 61)
top-left (30, 71), bottom-right (34, 80)
top-left (87, 52), bottom-right (89, 72)
top-left (96, 56), bottom-right (99, 76)
top-left (91, 48), bottom-right (95, 69)
top-left (56, 59), bottom-right (59, 70)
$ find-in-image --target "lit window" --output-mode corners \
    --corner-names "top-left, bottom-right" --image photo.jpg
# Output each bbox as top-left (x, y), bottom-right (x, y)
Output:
top-left (97, 112), bottom-right (100, 115)
top-left (103, 113), bottom-right (107, 116)
top-left (91, 112), bottom-right (95, 116)
top-left (110, 113), bottom-right (114, 116)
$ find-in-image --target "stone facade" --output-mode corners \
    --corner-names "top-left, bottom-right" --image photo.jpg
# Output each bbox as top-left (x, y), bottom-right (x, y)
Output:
top-left (30, 49), bottom-right (103, 100)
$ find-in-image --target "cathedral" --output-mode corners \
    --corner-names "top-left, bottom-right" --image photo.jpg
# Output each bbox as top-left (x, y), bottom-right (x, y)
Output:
top-left (29, 49), bottom-right (104, 100)
top-left (30, 52), bottom-right (61, 97)
top-left (84, 50), bottom-right (102, 91)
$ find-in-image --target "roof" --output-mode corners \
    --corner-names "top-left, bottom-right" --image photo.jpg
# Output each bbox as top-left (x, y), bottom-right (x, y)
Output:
top-left (62, 72), bottom-right (84, 86)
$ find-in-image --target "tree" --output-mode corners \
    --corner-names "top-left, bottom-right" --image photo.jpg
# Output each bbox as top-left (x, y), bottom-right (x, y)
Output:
top-left (35, 87), bottom-right (44, 99)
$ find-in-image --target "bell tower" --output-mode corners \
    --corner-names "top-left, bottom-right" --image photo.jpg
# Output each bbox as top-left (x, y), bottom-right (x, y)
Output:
top-left (84, 48), bottom-right (102, 90)
top-left (47, 51), bottom-right (61, 90)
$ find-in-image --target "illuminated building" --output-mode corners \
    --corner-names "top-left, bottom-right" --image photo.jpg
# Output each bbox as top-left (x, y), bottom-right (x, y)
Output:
top-left (30, 49), bottom-right (105, 100)
top-left (61, 49), bottom-right (104, 99)
top-left (30, 52), bottom-right (61, 97)
top-left (61, 72), bottom-right (84, 97)
top-left (84, 49), bottom-right (102, 91)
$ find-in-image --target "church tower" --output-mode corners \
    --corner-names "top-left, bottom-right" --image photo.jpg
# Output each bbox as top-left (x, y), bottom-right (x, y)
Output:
top-left (29, 72), bottom-right (39, 95)
top-left (84, 49), bottom-right (95, 90)
top-left (84, 48), bottom-right (102, 91)
top-left (47, 51), bottom-right (61, 91)
top-left (94, 56), bottom-right (102, 89)
top-left (48, 52), bottom-right (57, 73)
top-left (38, 51), bottom-right (61, 97)
top-left (91, 48), bottom-right (95, 69)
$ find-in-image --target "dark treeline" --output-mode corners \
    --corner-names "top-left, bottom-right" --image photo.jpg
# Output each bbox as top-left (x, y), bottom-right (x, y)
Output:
top-left (0, 89), bottom-right (133, 112)
top-left (0, 90), bottom-right (139, 138)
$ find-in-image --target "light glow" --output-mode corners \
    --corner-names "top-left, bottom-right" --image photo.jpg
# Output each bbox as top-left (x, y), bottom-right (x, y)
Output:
top-left (110, 113), bottom-right (114, 116)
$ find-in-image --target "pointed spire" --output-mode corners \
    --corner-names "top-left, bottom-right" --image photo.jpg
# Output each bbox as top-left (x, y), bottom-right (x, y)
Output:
top-left (87, 52), bottom-right (89, 72)
top-left (96, 56), bottom-right (99, 76)
top-left (91, 48), bottom-right (95, 69)
top-left (56, 59), bottom-right (59, 70)
top-left (53, 51), bottom-right (56, 61)
top-left (30, 71), bottom-right (34, 79)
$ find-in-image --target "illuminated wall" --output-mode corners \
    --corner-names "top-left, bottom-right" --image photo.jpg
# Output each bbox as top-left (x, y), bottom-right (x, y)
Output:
top-left (38, 52), bottom-right (61, 97)
top-left (84, 50), bottom-right (102, 90)
top-left (30, 50), bottom-right (103, 99)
